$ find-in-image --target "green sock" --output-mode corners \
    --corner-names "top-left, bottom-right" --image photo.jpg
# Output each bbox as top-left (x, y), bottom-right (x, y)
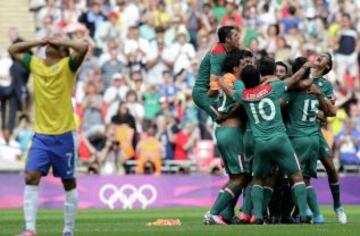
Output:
top-left (251, 185), bottom-right (264, 220)
top-left (291, 182), bottom-right (307, 217)
top-left (262, 187), bottom-right (273, 215)
top-left (210, 182), bottom-right (241, 215)
top-left (330, 183), bottom-right (341, 209)
top-left (242, 186), bottom-right (252, 214)
top-left (210, 183), bottom-right (228, 215)
top-left (306, 186), bottom-right (320, 217)
top-left (221, 189), bottom-right (242, 221)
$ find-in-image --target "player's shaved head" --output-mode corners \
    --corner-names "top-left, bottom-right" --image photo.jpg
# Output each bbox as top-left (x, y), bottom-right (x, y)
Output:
top-left (258, 57), bottom-right (276, 76)
top-left (292, 56), bottom-right (310, 80)
top-left (241, 65), bottom-right (260, 89)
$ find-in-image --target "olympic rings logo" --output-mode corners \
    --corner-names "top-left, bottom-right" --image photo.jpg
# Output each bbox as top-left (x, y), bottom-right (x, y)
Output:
top-left (99, 184), bottom-right (157, 209)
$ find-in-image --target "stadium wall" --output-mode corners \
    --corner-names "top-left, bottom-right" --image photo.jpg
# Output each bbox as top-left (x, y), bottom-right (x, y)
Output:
top-left (0, 175), bottom-right (359, 209)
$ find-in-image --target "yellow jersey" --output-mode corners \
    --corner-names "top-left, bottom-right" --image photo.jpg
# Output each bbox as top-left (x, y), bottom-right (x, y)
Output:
top-left (24, 54), bottom-right (77, 135)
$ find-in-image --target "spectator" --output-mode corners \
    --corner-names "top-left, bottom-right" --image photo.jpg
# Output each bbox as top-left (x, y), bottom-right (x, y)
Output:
top-left (143, 85), bottom-right (161, 122)
top-left (62, 0), bottom-right (82, 28)
top-left (275, 36), bottom-right (292, 62)
top-left (0, 54), bottom-right (15, 133)
top-left (171, 32), bottom-right (196, 74)
top-left (280, 5), bottom-right (301, 34)
top-left (136, 125), bottom-right (162, 175)
top-left (174, 121), bottom-right (200, 160)
top-left (125, 90), bottom-right (144, 130)
top-left (0, 130), bottom-right (22, 162)
top-left (14, 115), bottom-right (33, 155)
top-left (334, 13), bottom-right (358, 89)
top-left (78, 1), bottom-right (107, 38)
top-left (37, 0), bottom-right (62, 28)
top-left (334, 118), bottom-right (360, 165)
top-left (140, 14), bottom-right (157, 43)
top-left (153, 1), bottom-right (171, 29)
top-left (111, 103), bottom-right (137, 160)
top-left (8, 28), bottom-right (31, 113)
top-left (99, 128), bottom-right (125, 175)
top-left (121, 0), bottom-right (140, 31)
top-left (81, 82), bottom-right (105, 139)
top-left (164, 16), bottom-right (189, 46)
top-left (212, 0), bottom-right (227, 24)
top-left (95, 11), bottom-right (121, 53)
top-left (101, 48), bottom-right (124, 89)
top-left (156, 114), bottom-right (180, 160)
top-left (145, 31), bottom-right (174, 85)
top-left (222, 0), bottom-right (242, 27)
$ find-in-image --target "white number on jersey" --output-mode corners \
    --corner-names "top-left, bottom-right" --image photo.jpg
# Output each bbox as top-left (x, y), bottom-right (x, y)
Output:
top-left (250, 98), bottom-right (276, 124)
top-left (301, 99), bottom-right (319, 122)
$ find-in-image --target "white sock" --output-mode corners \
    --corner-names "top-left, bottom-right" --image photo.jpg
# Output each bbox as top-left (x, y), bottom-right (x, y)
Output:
top-left (63, 189), bottom-right (78, 234)
top-left (24, 185), bottom-right (39, 232)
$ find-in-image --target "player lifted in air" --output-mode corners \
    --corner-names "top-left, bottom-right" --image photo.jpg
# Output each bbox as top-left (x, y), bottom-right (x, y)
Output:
top-left (192, 25), bottom-right (239, 121)
top-left (311, 53), bottom-right (347, 224)
top-left (9, 37), bottom-right (88, 236)
top-left (204, 49), bottom-right (252, 225)
top-left (233, 62), bottom-right (316, 224)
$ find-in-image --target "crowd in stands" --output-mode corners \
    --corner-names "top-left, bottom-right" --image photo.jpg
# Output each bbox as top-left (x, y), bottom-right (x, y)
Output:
top-left (0, 0), bottom-right (360, 175)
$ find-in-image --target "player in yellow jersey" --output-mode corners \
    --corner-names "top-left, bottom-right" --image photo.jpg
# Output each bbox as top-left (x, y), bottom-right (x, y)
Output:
top-left (9, 37), bottom-right (88, 236)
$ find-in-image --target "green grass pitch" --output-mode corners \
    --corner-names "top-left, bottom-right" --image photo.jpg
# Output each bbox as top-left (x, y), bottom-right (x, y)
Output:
top-left (0, 206), bottom-right (359, 236)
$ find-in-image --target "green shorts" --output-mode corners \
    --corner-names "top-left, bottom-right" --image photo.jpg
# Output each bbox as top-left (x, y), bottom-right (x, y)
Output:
top-left (243, 129), bottom-right (254, 174)
top-left (192, 87), bottom-right (217, 120)
top-left (290, 136), bottom-right (320, 178)
top-left (253, 133), bottom-right (301, 178)
top-left (319, 132), bottom-right (331, 159)
top-left (215, 126), bottom-right (244, 175)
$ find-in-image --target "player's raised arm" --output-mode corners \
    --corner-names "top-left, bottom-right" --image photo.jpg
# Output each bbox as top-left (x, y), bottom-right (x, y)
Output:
top-left (307, 84), bottom-right (337, 117)
top-left (285, 62), bottom-right (313, 90)
top-left (8, 40), bottom-right (47, 64)
top-left (49, 38), bottom-right (89, 71)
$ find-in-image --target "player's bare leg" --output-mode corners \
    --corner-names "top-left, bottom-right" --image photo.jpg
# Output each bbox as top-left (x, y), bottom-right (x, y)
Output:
top-left (17, 172), bottom-right (42, 236)
top-left (320, 157), bottom-right (347, 224)
top-left (61, 179), bottom-right (78, 236)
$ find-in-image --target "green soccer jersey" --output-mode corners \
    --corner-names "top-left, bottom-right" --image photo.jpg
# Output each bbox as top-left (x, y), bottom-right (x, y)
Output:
top-left (284, 92), bottom-right (320, 137)
top-left (216, 77), bottom-right (242, 114)
top-left (234, 80), bottom-right (288, 140)
top-left (194, 43), bottom-right (227, 90)
top-left (313, 77), bottom-right (334, 99)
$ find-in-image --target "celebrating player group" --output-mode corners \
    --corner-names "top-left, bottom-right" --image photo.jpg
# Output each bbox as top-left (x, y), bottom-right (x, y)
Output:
top-left (193, 26), bottom-right (347, 225)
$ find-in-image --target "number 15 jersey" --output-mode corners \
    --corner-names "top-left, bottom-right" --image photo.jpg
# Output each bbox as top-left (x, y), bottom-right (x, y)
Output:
top-left (234, 80), bottom-right (287, 141)
top-left (283, 91), bottom-right (320, 137)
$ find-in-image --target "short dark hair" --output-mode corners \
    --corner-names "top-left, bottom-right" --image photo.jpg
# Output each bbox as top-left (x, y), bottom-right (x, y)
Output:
top-left (322, 52), bottom-right (333, 76)
top-left (288, 5), bottom-right (297, 15)
top-left (292, 57), bottom-right (310, 79)
top-left (258, 57), bottom-right (276, 76)
top-left (342, 12), bottom-right (351, 20)
top-left (241, 49), bottom-right (253, 59)
top-left (276, 61), bottom-right (289, 73)
top-left (241, 65), bottom-right (260, 89)
top-left (218, 26), bottom-right (236, 43)
top-left (222, 49), bottom-right (243, 73)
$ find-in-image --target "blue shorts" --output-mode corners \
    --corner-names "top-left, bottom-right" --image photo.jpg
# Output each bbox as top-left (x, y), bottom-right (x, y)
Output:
top-left (25, 131), bottom-right (77, 179)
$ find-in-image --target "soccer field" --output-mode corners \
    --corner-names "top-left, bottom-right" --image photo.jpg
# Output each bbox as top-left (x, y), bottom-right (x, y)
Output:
top-left (1, 206), bottom-right (359, 236)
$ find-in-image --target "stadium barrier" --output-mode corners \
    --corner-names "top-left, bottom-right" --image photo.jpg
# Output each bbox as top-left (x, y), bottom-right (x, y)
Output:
top-left (0, 174), bottom-right (359, 209)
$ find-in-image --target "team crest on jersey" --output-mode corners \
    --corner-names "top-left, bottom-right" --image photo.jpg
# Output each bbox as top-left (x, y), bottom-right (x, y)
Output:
top-left (242, 85), bottom-right (272, 101)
